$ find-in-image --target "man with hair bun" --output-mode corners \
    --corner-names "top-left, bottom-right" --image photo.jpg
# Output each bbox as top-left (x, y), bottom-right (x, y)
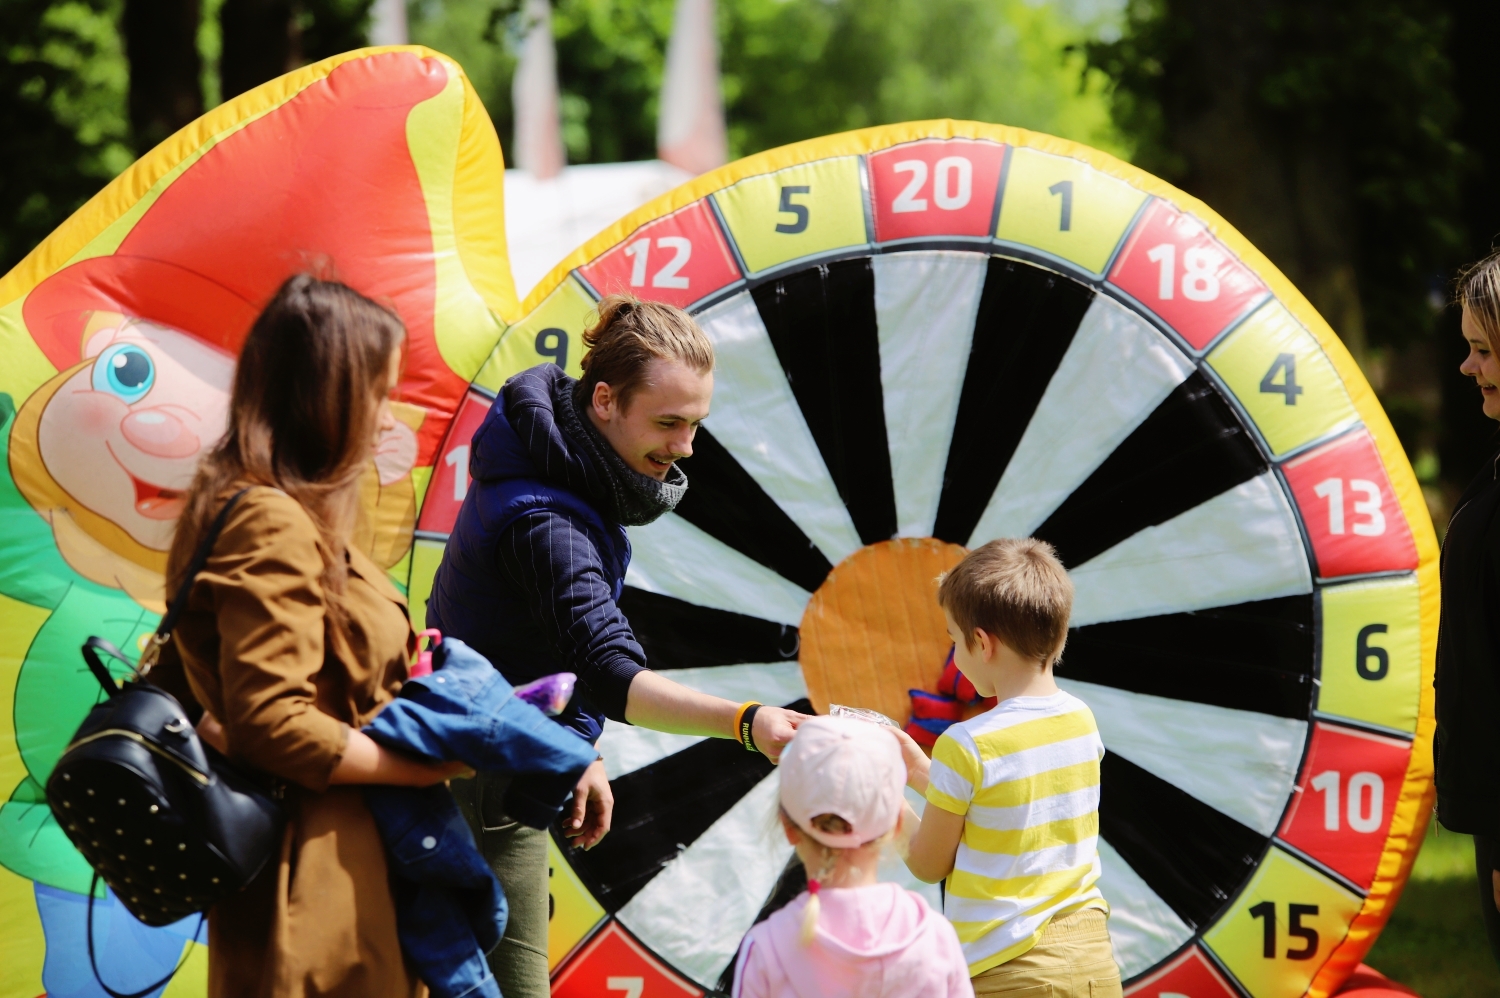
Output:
top-left (427, 294), bottom-right (809, 998)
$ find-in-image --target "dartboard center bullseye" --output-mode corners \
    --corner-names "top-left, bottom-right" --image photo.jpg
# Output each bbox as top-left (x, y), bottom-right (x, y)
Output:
top-left (798, 537), bottom-right (968, 725)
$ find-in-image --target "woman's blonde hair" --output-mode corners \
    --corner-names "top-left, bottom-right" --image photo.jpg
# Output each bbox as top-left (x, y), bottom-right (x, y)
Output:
top-left (1456, 249), bottom-right (1500, 353)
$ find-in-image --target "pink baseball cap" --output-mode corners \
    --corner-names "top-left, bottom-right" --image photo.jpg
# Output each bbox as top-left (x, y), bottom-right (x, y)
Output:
top-left (779, 716), bottom-right (906, 848)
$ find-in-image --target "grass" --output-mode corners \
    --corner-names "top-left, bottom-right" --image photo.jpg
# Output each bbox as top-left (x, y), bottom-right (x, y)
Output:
top-left (1365, 820), bottom-right (1500, 997)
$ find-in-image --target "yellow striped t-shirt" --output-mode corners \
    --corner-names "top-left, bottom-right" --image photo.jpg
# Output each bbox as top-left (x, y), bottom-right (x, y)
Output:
top-left (926, 690), bottom-right (1108, 976)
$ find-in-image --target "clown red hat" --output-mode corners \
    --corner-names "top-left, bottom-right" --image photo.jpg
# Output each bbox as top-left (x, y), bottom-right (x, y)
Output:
top-left (22, 254), bottom-right (258, 371)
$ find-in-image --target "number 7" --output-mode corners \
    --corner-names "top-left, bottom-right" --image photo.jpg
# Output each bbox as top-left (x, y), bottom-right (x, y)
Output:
top-left (607, 978), bottom-right (645, 998)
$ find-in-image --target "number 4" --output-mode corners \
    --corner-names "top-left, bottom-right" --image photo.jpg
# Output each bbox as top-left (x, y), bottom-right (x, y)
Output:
top-left (607, 978), bottom-right (645, 998)
top-left (1260, 353), bottom-right (1304, 405)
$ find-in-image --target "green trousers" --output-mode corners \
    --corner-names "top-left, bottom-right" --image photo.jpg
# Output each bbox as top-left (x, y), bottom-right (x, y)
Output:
top-left (451, 773), bottom-right (552, 998)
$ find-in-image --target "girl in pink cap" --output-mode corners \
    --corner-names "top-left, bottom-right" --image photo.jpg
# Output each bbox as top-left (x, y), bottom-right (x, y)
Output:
top-left (731, 716), bottom-right (973, 998)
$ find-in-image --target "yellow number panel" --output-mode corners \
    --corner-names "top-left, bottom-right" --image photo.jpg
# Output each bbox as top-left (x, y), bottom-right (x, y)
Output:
top-left (1202, 847), bottom-right (1363, 998)
top-left (994, 147), bottom-right (1148, 275)
top-left (712, 157), bottom-right (868, 275)
top-left (547, 836), bottom-right (606, 970)
top-left (1206, 300), bottom-right (1360, 457)
top-left (1318, 575), bottom-right (1422, 734)
top-left (405, 535), bottom-right (448, 633)
top-left (473, 275), bottom-right (595, 393)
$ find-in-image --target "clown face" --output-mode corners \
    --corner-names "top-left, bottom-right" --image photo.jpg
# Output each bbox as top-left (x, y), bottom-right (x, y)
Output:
top-left (37, 317), bottom-right (234, 550)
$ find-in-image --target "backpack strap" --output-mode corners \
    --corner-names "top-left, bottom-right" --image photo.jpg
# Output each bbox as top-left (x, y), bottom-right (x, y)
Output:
top-left (135, 487), bottom-right (254, 676)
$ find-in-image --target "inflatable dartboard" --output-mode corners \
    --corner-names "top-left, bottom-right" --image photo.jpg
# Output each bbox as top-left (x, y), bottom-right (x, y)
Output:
top-left (0, 47), bottom-right (516, 995)
top-left (407, 121), bottom-right (1438, 998)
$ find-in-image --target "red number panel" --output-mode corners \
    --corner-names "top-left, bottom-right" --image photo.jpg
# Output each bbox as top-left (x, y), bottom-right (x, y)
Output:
top-left (869, 139), bottom-right (1006, 242)
top-left (416, 389), bottom-right (492, 536)
top-left (1281, 430), bottom-right (1418, 578)
top-left (1279, 722), bottom-right (1410, 889)
top-left (578, 200), bottom-right (742, 309)
top-left (1108, 199), bottom-right (1267, 351)
top-left (551, 920), bottom-right (703, 998)
top-left (1124, 946), bottom-right (1239, 998)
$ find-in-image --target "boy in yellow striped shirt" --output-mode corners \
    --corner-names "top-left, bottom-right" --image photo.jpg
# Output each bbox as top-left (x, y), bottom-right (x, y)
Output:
top-left (892, 538), bottom-right (1120, 997)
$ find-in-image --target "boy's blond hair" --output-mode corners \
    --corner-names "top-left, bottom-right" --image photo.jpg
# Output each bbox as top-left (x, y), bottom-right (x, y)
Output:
top-left (938, 538), bottom-right (1073, 663)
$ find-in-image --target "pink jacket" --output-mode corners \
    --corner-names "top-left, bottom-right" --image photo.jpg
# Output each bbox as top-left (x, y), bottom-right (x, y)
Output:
top-left (732, 883), bottom-right (973, 998)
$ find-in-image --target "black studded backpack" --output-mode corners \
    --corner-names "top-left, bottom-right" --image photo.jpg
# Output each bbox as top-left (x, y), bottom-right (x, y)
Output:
top-left (46, 488), bottom-right (285, 997)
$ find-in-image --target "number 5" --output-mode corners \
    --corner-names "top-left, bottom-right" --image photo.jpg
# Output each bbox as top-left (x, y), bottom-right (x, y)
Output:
top-left (776, 186), bottom-right (810, 233)
top-left (607, 978), bottom-right (645, 998)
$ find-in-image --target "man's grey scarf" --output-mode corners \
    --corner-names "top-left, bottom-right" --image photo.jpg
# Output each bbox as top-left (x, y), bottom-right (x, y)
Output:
top-left (555, 378), bottom-right (688, 526)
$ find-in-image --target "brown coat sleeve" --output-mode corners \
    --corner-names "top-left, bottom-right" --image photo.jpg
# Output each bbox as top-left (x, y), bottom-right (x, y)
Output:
top-left (206, 491), bottom-right (349, 791)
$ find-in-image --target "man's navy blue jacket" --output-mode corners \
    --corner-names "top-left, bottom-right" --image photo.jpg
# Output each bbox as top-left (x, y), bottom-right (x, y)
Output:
top-left (425, 364), bottom-right (648, 743)
top-left (363, 638), bottom-right (597, 998)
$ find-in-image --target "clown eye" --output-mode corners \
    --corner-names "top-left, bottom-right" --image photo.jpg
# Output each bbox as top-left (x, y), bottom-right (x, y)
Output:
top-left (91, 344), bottom-right (155, 403)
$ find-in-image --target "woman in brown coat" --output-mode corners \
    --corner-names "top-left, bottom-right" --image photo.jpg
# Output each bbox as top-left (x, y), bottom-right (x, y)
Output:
top-left (159, 275), bottom-right (463, 997)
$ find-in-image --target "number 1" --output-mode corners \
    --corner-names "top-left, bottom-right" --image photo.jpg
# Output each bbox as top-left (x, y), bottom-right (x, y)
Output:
top-left (444, 445), bottom-right (471, 502)
top-left (1249, 900), bottom-right (1275, 958)
top-left (1048, 180), bottom-right (1073, 231)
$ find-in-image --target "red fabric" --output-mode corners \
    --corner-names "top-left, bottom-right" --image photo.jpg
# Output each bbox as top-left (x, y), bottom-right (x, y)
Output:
top-left (1334, 965), bottom-right (1420, 996)
top-left (909, 690), bottom-right (963, 722)
top-left (23, 51), bottom-right (465, 464)
top-left (904, 721), bottom-right (940, 748)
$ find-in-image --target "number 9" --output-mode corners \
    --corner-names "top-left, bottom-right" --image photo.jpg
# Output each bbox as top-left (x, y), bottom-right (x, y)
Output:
top-left (536, 328), bottom-right (569, 369)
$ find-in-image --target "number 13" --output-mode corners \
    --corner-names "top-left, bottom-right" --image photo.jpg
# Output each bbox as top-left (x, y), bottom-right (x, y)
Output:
top-left (1312, 477), bottom-right (1385, 536)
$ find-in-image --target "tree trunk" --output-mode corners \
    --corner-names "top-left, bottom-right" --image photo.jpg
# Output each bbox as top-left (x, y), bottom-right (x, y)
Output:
top-left (1153, 0), bottom-right (1369, 363)
top-left (121, 0), bottom-right (204, 151)
top-left (220, 0), bottom-right (300, 102)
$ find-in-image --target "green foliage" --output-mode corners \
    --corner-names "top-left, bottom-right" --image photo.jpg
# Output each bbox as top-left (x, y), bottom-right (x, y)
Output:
top-left (409, 0), bottom-right (1129, 166)
top-left (1087, 0), bottom-right (1466, 348)
top-left (0, 0), bottom-right (132, 272)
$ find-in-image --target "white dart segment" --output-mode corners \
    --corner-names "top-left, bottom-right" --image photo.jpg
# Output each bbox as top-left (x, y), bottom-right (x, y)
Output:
top-left (1060, 678), bottom-right (1306, 836)
top-left (872, 251), bottom-right (987, 537)
top-left (694, 292), bottom-right (864, 563)
top-left (1097, 838), bottom-right (1195, 978)
top-left (1070, 472), bottom-right (1313, 627)
top-left (970, 295), bottom-right (1194, 544)
top-left (626, 513), bottom-right (813, 625)
top-left (597, 662), bottom-right (808, 780)
top-left (618, 771), bottom-right (793, 988)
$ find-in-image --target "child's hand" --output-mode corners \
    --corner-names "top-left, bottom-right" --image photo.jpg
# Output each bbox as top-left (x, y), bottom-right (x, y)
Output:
top-left (888, 726), bottom-right (931, 794)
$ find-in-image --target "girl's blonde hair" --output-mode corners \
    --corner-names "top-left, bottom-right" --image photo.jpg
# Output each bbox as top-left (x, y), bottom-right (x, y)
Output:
top-left (778, 810), bottom-right (901, 945)
top-left (1456, 249), bottom-right (1500, 353)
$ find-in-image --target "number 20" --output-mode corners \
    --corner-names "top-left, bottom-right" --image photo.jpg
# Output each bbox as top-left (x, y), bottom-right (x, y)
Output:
top-left (891, 157), bottom-right (973, 213)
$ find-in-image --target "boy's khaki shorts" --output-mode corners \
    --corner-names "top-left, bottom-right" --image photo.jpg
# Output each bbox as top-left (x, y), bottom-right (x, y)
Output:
top-left (972, 907), bottom-right (1123, 997)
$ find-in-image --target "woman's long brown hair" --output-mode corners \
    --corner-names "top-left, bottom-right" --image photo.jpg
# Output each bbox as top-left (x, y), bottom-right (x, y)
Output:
top-left (167, 275), bottom-right (405, 640)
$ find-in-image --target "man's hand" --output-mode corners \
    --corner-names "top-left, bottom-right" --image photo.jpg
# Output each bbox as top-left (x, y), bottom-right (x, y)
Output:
top-left (563, 758), bottom-right (613, 850)
top-left (750, 705), bottom-right (810, 763)
top-left (887, 726), bottom-right (931, 794)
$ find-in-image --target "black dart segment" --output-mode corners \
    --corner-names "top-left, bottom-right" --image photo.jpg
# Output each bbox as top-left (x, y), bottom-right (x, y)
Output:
top-left (932, 257), bottom-right (1095, 543)
top-left (1034, 371), bottom-right (1267, 567)
top-left (1100, 751), bottom-right (1267, 930)
top-left (753, 259), bottom-right (899, 544)
top-left (619, 586), bottom-right (801, 670)
top-left (673, 427), bottom-right (833, 592)
top-left (558, 700), bottom-right (813, 912)
top-left (1063, 596), bottom-right (1315, 719)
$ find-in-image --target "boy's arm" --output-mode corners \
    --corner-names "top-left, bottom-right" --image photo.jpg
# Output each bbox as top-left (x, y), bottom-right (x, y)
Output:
top-left (889, 727), bottom-right (965, 883)
top-left (904, 802), bottom-right (965, 883)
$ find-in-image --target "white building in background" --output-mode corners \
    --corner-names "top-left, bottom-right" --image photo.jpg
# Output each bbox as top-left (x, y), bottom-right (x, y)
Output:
top-left (369, 0), bottom-right (728, 301)
top-left (503, 0), bottom-right (728, 301)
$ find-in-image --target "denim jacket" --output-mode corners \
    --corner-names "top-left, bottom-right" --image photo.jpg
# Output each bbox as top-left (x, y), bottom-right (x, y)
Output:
top-left (363, 638), bottom-right (598, 998)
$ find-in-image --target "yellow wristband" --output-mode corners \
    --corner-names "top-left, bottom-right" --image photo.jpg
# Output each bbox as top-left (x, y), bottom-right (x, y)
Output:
top-left (733, 701), bottom-right (763, 751)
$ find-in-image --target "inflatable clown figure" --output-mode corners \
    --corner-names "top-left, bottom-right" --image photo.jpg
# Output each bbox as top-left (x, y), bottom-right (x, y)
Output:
top-left (0, 48), bottom-right (517, 996)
